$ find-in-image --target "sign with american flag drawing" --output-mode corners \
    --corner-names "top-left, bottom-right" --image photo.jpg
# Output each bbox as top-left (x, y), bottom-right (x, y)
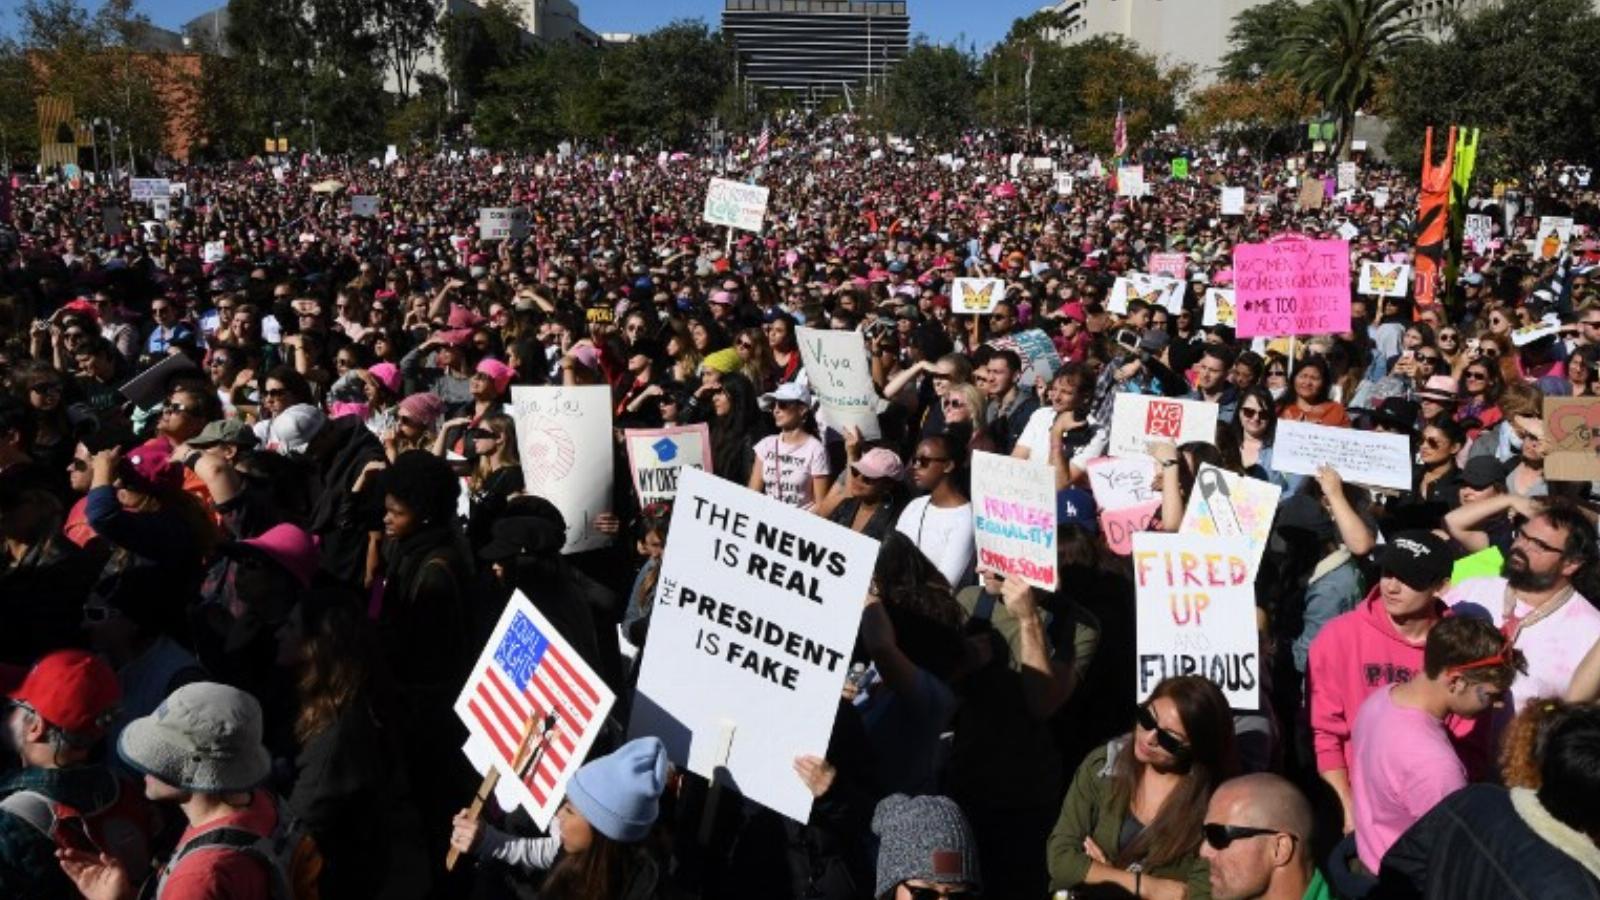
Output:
top-left (455, 592), bottom-right (615, 829)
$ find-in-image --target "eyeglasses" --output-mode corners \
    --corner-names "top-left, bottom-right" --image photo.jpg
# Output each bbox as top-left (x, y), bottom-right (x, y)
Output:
top-left (1202, 824), bottom-right (1295, 851)
top-left (1135, 702), bottom-right (1190, 758)
top-left (905, 888), bottom-right (980, 900)
top-left (163, 403), bottom-right (200, 416)
top-left (1438, 332), bottom-right (1459, 342)
top-left (399, 416), bottom-right (424, 429)
top-left (1421, 435), bottom-right (1448, 449)
top-left (1239, 406), bottom-right (1266, 420)
top-left (1266, 369), bottom-right (1287, 378)
top-left (1513, 528), bottom-right (1563, 555)
top-left (1464, 371), bottom-right (1489, 382)
top-left (467, 428), bottom-right (497, 441)
top-left (68, 458), bottom-right (89, 472)
top-left (912, 455), bottom-right (950, 468)
top-left (942, 398), bottom-right (966, 409)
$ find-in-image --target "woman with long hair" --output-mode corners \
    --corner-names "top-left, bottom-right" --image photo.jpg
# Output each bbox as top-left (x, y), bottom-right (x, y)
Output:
top-left (463, 413), bottom-right (523, 551)
top-left (938, 381), bottom-right (996, 460)
top-left (1047, 675), bottom-right (1239, 899)
top-left (1230, 384), bottom-right (1304, 494)
top-left (733, 325), bottom-right (776, 393)
top-left (12, 362), bottom-right (78, 480)
top-left (707, 372), bottom-right (761, 485)
top-left (815, 427), bottom-right (908, 539)
top-left (1456, 356), bottom-right (1505, 442)
top-left (749, 384), bottom-right (831, 509)
top-left (663, 318), bottom-right (703, 384)
top-left (1278, 355), bottom-right (1350, 426)
top-left (766, 312), bottom-right (803, 384)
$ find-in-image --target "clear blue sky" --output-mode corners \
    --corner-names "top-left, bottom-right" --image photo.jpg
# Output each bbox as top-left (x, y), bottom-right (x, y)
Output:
top-left (26, 0), bottom-right (1045, 52)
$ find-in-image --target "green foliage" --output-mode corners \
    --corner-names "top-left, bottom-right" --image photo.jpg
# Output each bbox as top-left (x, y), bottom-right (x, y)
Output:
top-left (441, 0), bottom-right (528, 115)
top-left (1385, 0), bottom-right (1600, 182)
top-left (1279, 0), bottom-right (1419, 158)
top-left (874, 40), bottom-right (977, 137)
top-left (1220, 0), bottom-right (1307, 82)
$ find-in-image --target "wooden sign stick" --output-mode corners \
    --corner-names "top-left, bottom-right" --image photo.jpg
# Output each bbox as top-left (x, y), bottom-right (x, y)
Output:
top-left (446, 713), bottom-right (541, 872)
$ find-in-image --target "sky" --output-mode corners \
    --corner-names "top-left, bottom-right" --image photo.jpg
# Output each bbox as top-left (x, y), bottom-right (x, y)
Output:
top-left (31, 0), bottom-right (1046, 53)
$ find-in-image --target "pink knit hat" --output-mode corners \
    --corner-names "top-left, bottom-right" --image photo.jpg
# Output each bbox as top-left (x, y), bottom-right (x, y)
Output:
top-left (397, 392), bottom-right (445, 427)
top-left (367, 362), bottom-right (402, 395)
top-left (239, 523), bottom-right (319, 589)
top-left (475, 358), bottom-right (515, 396)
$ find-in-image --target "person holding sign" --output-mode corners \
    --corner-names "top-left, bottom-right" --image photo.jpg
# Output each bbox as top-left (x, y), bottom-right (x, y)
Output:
top-left (814, 427), bottom-right (907, 539)
top-left (750, 383), bottom-right (831, 509)
top-left (1046, 675), bottom-right (1238, 900)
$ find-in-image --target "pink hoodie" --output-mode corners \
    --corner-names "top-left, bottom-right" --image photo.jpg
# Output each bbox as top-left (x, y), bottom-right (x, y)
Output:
top-left (1306, 586), bottom-right (1490, 777)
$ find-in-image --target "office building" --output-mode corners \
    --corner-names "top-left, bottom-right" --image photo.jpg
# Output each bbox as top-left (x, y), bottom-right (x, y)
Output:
top-left (721, 0), bottom-right (909, 97)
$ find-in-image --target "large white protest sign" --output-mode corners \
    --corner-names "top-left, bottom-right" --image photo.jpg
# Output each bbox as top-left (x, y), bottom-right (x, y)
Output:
top-left (703, 177), bottom-right (770, 232)
top-left (1464, 214), bottom-right (1493, 253)
top-left (1221, 187), bottom-right (1246, 216)
top-left (1108, 395), bottom-right (1220, 460)
top-left (1358, 261), bottom-right (1412, 298)
top-left (510, 385), bottom-right (614, 553)
top-left (951, 277), bottom-right (1004, 315)
top-left (1085, 456), bottom-right (1159, 510)
top-left (129, 178), bottom-right (171, 201)
top-left (971, 452), bottom-right (1057, 590)
top-left (456, 592), bottom-right (615, 829)
top-left (479, 207), bottom-right (529, 240)
top-left (351, 195), bottom-right (380, 218)
top-left (1133, 532), bottom-right (1260, 709)
top-left (625, 424), bottom-right (712, 506)
top-left (1054, 172), bottom-right (1074, 196)
top-left (1117, 165), bottom-right (1147, 198)
top-left (1202, 288), bottom-right (1236, 328)
top-left (1179, 464), bottom-right (1280, 570)
top-left (797, 327), bottom-right (881, 439)
top-left (1336, 162), bottom-right (1358, 192)
top-left (629, 467), bottom-right (876, 822)
top-left (1107, 273), bottom-right (1184, 315)
top-left (1273, 420), bottom-right (1411, 491)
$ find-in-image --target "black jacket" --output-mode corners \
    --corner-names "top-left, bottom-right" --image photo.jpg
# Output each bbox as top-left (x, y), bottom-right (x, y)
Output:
top-left (305, 415), bottom-right (387, 588)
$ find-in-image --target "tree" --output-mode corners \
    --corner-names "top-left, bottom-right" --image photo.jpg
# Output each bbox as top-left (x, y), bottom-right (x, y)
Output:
top-left (441, 0), bottom-right (527, 114)
top-left (1073, 36), bottom-right (1191, 155)
top-left (1384, 0), bottom-right (1600, 182)
top-left (1220, 0), bottom-right (1307, 82)
top-left (1185, 73), bottom-right (1314, 157)
top-left (613, 21), bottom-right (732, 146)
top-left (374, 0), bottom-right (437, 97)
top-left (1279, 0), bottom-right (1420, 159)
top-left (876, 40), bottom-right (977, 137)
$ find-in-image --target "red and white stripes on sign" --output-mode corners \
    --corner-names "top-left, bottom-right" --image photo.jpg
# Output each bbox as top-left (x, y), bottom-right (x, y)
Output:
top-left (465, 645), bottom-right (603, 807)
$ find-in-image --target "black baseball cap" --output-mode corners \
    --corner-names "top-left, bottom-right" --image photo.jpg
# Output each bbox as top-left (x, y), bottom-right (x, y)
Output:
top-left (1376, 530), bottom-right (1456, 590)
top-left (1461, 456), bottom-right (1505, 490)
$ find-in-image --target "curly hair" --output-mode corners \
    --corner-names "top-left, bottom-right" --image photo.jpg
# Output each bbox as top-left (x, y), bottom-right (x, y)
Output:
top-left (1500, 698), bottom-right (1573, 789)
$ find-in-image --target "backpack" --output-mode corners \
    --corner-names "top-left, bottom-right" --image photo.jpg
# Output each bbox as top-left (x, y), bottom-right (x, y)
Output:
top-left (0, 774), bottom-right (162, 884)
top-left (152, 795), bottom-right (322, 900)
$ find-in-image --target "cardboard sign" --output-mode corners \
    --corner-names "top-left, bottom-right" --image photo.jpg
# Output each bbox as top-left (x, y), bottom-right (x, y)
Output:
top-left (1202, 288), bottom-right (1236, 328)
top-left (1221, 187), bottom-right (1246, 216)
top-left (1272, 420), bottom-right (1411, 491)
top-left (1358, 261), bottom-right (1411, 298)
top-left (1544, 397), bottom-right (1600, 481)
top-left (1148, 252), bottom-right (1188, 280)
top-left (1233, 238), bottom-right (1352, 338)
top-left (351, 195), bottom-right (380, 218)
top-left (628, 467), bottom-right (876, 823)
top-left (703, 177), bottom-right (771, 232)
top-left (1133, 532), bottom-right (1260, 709)
top-left (1102, 500), bottom-right (1160, 556)
top-left (1536, 216), bottom-right (1574, 259)
top-left (1108, 395), bottom-right (1220, 459)
top-left (1117, 165), bottom-right (1147, 198)
top-left (1085, 456), bottom-right (1159, 510)
top-left (1179, 465), bottom-right (1281, 570)
top-left (987, 328), bottom-right (1061, 389)
top-left (1337, 162), bottom-right (1358, 192)
top-left (1464, 214), bottom-right (1493, 253)
top-left (797, 327), bottom-right (882, 440)
top-left (129, 178), bottom-right (170, 201)
top-left (1296, 178), bottom-right (1324, 210)
top-left (1054, 172), bottom-right (1074, 196)
top-left (456, 592), bottom-right (615, 829)
top-left (479, 207), bottom-right (529, 240)
top-left (971, 451), bottom-right (1058, 590)
top-left (625, 424), bottom-right (713, 506)
top-left (951, 277), bottom-right (1004, 315)
top-left (509, 385), bottom-right (614, 553)
top-left (1107, 273), bottom-right (1184, 315)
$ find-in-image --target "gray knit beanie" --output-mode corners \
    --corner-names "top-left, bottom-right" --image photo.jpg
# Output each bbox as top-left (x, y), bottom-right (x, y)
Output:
top-left (871, 794), bottom-right (982, 897)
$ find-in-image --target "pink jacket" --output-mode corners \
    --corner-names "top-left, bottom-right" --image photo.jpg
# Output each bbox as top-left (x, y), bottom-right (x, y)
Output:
top-left (1306, 586), bottom-right (1490, 776)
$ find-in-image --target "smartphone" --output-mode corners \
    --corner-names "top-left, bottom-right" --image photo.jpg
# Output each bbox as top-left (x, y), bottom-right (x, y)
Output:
top-left (1116, 329), bottom-right (1141, 352)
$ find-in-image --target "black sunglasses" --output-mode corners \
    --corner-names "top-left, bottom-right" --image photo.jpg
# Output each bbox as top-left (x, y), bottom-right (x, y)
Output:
top-left (1203, 823), bottom-right (1295, 851)
top-left (906, 888), bottom-right (980, 900)
top-left (1135, 702), bottom-right (1190, 758)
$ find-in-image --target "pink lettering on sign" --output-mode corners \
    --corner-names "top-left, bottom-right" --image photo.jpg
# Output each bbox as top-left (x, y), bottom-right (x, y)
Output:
top-left (1145, 401), bottom-right (1184, 439)
top-left (1232, 238), bottom-right (1352, 338)
top-left (1102, 500), bottom-right (1162, 556)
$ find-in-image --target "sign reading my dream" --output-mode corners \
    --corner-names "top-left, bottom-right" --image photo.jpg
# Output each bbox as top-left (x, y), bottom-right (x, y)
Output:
top-left (1232, 238), bottom-right (1351, 338)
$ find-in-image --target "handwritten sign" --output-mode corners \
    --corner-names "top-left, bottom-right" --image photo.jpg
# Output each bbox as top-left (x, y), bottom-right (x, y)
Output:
top-left (129, 178), bottom-right (170, 201)
top-left (1203, 288), bottom-right (1236, 328)
top-left (952, 277), bottom-right (1004, 315)
top-left (625, 424), bottom-right (712, 505)
top-left (628, 468), bottom-right (876, 823)
top-left (1544, 397), bottom-right (1600, 481)
top-left (479, 207), bottom-right (529, 240)
top-left (509, 385), bottom-right (614, 553)
top-left (1221, 187), bottom-right (1246, 216)
top-left (1148, 252), bottom-right (1188, 280)
top-left (1464, 214), bottom-right (1493, 254)
top-left (703, 177), bottom-right (770, 232)
top-left (1179, 465), bottom-right (1280, 570)
top-left (1133, 532), bottom-right (1260, 709)
top-left (797, 327), bottom-right (881, 439)
top-left (1232, 238), bottom-right (1351, 338)
top-left (971, 452), bottom-right (1057, 589)
top-left (1054, 172), bottom-right (1074, 196)
top-left (1337, 162), bottom-right (1358, 192)
top-left (1107, 273), bottom-right (1184, 315)
top-left (1103, 501), bottom-right (1160, 557)
top-left (1118, 165), bottom-right (1147, 198)
top-left (1272, 420), bottom-right (1411, 491)
top-left (351, 195), bottom-right (380, 218)
top-left (1358, 261), bottom-right (1411, 298)
top-left (1108, 395), bottom-right (1220, 459)
top-left (1086, 456), bottom-right (1159, 510)
top-left (1536, 216), bottom-right (1574, 259)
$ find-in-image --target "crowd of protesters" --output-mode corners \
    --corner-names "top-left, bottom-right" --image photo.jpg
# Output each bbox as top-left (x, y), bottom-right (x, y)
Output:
top-left (2, 115), bottom-right (1600, 900)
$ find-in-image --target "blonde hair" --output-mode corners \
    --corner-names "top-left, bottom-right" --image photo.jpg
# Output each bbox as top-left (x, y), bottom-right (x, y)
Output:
top-left (470, 413), bottom-right (519, 492)
top-left (945, 382), bottom-right (990, 429)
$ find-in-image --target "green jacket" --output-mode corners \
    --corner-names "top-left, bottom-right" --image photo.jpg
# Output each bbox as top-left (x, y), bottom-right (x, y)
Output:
top-left (1046, 739), bottom-right (1212, 899)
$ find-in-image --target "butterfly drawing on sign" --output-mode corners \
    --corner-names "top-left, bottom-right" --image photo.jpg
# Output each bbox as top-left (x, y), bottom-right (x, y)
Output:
top-left (1137, 287), bottom-right (1165, 306)
top-left (960, 281), bottom-right (996, 311)
top-left (1366, 265), bottom-right (1403, 295)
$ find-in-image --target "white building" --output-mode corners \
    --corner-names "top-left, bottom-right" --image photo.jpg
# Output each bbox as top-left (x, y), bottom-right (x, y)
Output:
top-left (1037, 0), bottom-right (1283, 86)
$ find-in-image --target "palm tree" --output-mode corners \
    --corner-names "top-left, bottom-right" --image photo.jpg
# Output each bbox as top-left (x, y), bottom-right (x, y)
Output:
top-left (1279, 0), bottom-right (1421, 159)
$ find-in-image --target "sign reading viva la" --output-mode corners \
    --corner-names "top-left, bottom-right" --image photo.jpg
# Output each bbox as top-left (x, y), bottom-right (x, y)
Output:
top-left (1133, 532), bottom-right (1260, 709)
top-left (797, 327), bottom-right (882, 440)
top-left (703, 177), bottom-right (771, 232)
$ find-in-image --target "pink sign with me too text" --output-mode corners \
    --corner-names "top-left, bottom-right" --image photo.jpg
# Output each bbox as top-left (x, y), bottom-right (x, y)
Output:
top-left (1232, 238), bottom-right (1351, 338)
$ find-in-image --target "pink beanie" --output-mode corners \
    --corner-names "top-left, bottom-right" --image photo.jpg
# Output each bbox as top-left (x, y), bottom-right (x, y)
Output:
top-left (475, 358), bottom-right (515, 396)
top-left (240, 523), bottom-right (319, 589)
top-left (367, 362), bottom-right (401, 395)
top-left (397, 392), bottom-right (445, 427)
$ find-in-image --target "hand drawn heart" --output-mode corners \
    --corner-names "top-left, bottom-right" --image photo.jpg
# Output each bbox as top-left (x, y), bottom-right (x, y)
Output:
top-left (1548, 401), bottom-right (1600, 447)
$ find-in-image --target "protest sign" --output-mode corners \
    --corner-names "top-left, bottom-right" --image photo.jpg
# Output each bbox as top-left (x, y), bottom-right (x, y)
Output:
top-left (1358, 261), bottom-right (1411, 298)
top-left (119, 352), bottom-right (199, 408)
top-left (1337, 162), bottom-right (1358, 191)
top-left (1232, 238), bottom-right (1352, 338)
top-left (1170, 158), bottom-right (1189, 180)
top-left (1086, 456), bottom-right (1159, 510)
top-left (1103, 501), bottom-right (1160, 557)
top-left (1031, 156), bottom-right (1054, 172)
top-left (1117, 166), bottom-right (1146, 198)
top-left (1272, 420), bottom-right (1411, 491)
top-left (971, 452), bottom-right (1057, 589)
top-left (1179, 465), bottom-right (1281, 570)
top-left (1108, 395), bottom-right (1220, 460)
top-left (509, 385), bottom-right (614, 553)
top-left (1054, 172), bottom-right (1074, 196)
top-left (987, 328), bottom-right (1061, 389)
top-left (479, 207), bottom-right (529, 240)
top-left (1296, 178), bottom-right (1324, 210)
top-left (1202, 288), bottom-right (1236, 328)
top-left (1148, 252), bottom-right (1188, 280)
top-left (1133, 532), bottom-right (1260, 709)
top-left (150, 197), bottom-right (170, 221)
top-left (625, 424), bottom-right (713, 506)
top-left (1221, 187), bottom-right (1246, 216)
top-left (1337, 221), bottom-right (1360, 241)
top-left (456, 592), bottom-right (614, 829)
top-left (202, 240), bottom-right (226, 263)
top-left (1511, 319), bottom-right (1562, 348)
top-left (1537, 216), bottom-right (1574, 259)
top-left (1107, 272), bottom-right (1184, 315)
top-left (628, 467), bottom-right (876, 822)
top-left (1464, 214), bottom-right (1493, 253)
top-left (797, 327), bottom-right (882, 439)
top-left (351, 195), bottom-right (380, 218)
top-left (129, 178), bottom-right (170, 201)
top-left (1544, 397), bottom-right (1600, 481)
top-left (703, 177), bottom-right (771, 232)
top-left (951, 277), bottom-right (1004, 315)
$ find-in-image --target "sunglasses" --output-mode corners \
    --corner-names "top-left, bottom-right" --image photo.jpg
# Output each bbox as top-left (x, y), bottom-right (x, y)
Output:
top-left (1135, 702), bottom-right (1190, 758)
top-left (905, 888), bottom-right (980, 900)
top-left (69, 458), bottom-right (90, 472)
top-left (942, 398), bottom-right (966, 409)
top-left (1438, 333), bottom-right (1459, 342)
top-left (1416, 355), bottom-right (1441, 364)
top-left (1239, 406), bottom-right (1266, 420)
top-left (1202, 823), bottom-right (1293, 851)
top-left (163, 403), bottom-right (200, 416)
top-left (1464, 371), bottom-right (1489, 382)
top-left (1266, 369), bottom-right (1287, 377)
top-left (1421, 435), bottom-right (1449, 449)
top-left (466, 428), bottom-right (497, 441)
top-left (82, 604), bottom-right (122, 624)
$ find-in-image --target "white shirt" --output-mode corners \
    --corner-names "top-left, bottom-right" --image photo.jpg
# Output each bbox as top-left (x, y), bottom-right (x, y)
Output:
top-left (1443, 576), bottom-right (1600, 705)
top-left (895, 496), bottom-right (975, 588)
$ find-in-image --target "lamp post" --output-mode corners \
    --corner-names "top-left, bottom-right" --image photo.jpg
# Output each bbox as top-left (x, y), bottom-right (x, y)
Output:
top-left (87, 119), bottom-right (101, 183)
top-left (273, 120), bottom-right (283, 157)
top-left (302, 118), bottom-right (318, 156)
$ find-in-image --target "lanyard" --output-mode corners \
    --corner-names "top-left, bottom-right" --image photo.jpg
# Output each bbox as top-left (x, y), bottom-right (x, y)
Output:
top-left (1502, 583), bottom-right (1574, 643)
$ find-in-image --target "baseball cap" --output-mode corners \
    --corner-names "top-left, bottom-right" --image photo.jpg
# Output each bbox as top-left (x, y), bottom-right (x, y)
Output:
top-left (9, 649), bottom-right (121, 736)
top-left (265, 403), bottom-right (327, 454)
top-left (851, 448), bottom-right (904, 481)
top-left (1461, 456), bottom-right (1505, 490)
top-left (759, 382), bottom-right (813, 409)
top-left (1057, 488), bottom-right (1098, 533)
top-left (188, 418), bottom-right (259, 449)
top-left (1376, 530), bottom-right (1456, 590)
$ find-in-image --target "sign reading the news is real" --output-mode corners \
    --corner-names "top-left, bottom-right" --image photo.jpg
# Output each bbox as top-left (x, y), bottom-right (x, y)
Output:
top-left (1133, 532), bottom-right (1260, 709)
top-left (1232, 238), bottom-right (1351, 338)
top-left (628, 468), bottom-right (875, 823)
top-left (971, 452), bottom-right (1057, 590)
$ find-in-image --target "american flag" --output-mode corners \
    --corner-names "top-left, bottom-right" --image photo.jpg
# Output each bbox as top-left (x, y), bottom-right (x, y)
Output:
top-left (1112, 99), bottom-right (1128, 160)
top-left (755, 123), bottom-right (772, 159)
top-left (463, 609), bottom-right (606, 809)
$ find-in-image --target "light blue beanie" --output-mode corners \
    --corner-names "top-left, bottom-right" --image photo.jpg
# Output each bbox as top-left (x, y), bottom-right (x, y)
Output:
top-left (565, 736), bottom-right (669, 843)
